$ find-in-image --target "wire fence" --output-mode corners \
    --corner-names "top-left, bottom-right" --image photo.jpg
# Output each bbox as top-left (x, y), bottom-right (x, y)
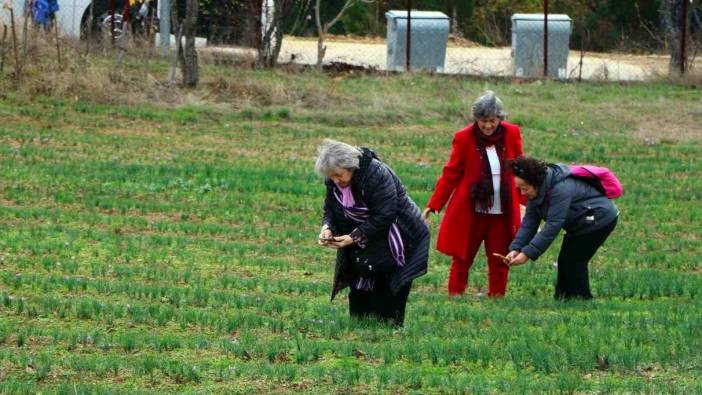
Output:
top-left (211, 0), bottom-right (702, 82)
top-left (1, 0), bottom-right (701, 83)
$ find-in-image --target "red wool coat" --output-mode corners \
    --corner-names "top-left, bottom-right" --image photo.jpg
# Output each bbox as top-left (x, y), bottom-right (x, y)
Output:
top-left (427, 121), bottom-right (525, 260)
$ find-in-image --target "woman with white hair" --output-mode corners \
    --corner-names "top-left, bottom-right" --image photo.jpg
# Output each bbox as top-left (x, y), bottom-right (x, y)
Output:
top-left (423, 91), bottom-right (525, 297)
top-left (315, 139), bottom-right (429, 327)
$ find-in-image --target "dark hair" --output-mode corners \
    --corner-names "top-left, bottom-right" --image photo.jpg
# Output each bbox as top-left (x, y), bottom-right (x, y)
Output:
top-left (511, 156), bottom-right (547, 187)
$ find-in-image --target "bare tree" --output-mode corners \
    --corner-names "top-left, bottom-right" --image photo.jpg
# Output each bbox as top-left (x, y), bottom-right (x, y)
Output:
top-left (168, 23), bottom-right (183, 84)
top-left (248, 0), bottom-right (296, 68)
top-left (85, 0), bottom-right (95, 55)
top-left (180, 0), bottom-right (199, 86)
top-left (314, 0), bottom-right (372, 70)
top-left (660, 0), bottom-right (701, 74)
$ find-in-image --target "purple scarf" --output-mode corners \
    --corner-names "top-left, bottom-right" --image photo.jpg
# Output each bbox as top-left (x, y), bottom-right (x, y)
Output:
top-left (337, 185), bottom-right (356, 208)
top-left (334, 185), bottom-right (405, 291)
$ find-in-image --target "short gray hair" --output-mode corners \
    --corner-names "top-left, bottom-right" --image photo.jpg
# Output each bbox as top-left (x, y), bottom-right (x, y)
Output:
top-left (472, 90), bottom-right (507, 120)
top-left (314, 139), bottom-right (362, 177)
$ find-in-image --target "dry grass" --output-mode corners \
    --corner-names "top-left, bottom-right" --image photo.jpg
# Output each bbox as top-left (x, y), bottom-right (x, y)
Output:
top-left (634, 114), bottom-right (702, 143)
top-left (0, 28), bottom-right (353, 111)
top-left (0, 27), bottom-right (206, 106)
top-left (3, 38), bottom-right (136, 104)
top-left (1, 27), bottom-right (700, 142)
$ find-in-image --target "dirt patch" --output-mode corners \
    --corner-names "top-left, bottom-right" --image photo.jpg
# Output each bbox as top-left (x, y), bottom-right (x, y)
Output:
top-left (0, 196), bottom-right (21, 208)
top-left (633, 114), bottom-right (702, 143)
top-left (323, 61), bottom-right (378, 74)
top-left (91, 126), bottom-right (167, 139)
top-left (276, 36), bottom-right (702, 81)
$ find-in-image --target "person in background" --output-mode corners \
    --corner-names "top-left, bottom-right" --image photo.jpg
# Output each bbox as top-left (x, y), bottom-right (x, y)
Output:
top-left (315, 139), bottom-right (429, 326)
top-left (423, 91), bottom-right (525, 297)
top-left (505, 155), bottom-right (619, 300)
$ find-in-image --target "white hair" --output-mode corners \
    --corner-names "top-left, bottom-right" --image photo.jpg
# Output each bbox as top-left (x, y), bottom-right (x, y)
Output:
top-left (314, 139), bottom-right (362, 177)
top-left (472, 90), bottom-right (507, 120)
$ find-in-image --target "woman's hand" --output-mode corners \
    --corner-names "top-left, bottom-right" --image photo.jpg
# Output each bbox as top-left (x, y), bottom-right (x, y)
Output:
top-left (505, 250), bottom-right (520, 262)
top-left (318, 228), bottom-right (334, 246)
top-left (327, 235), bottom-right (354, 249)
top-left (422, 208), bottom-right (434, 224)
top-left (506, 252), bottom-right (530, 266)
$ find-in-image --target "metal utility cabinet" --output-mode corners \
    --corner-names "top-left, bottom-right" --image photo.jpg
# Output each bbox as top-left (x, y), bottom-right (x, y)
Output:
top-left (385, 10), bottom-right (449, 72)
top-left (511, 14), bottom-right (572, 79)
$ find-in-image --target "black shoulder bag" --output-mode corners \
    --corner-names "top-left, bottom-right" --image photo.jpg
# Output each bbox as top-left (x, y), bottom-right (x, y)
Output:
top-left (351, 237), bottom-right (395, 276)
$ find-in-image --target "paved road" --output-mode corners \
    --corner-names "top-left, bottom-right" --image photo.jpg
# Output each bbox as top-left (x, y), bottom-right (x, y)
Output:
top-left (208, 36), bottom-right (696, 82)
top-left (278, 37), bottom-right (677, 81)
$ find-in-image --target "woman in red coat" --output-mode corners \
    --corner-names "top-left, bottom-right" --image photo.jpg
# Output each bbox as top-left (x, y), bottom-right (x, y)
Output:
top-left (423, 91), bottom-right (524, 297)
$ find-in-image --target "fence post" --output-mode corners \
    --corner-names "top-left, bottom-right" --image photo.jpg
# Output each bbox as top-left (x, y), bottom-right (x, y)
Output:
top-left (9, 9), bottom-right (19, 79)
top-left (543, 0), bottom-right (548, 77)
top-left (55, 19), bottom-right (62, 69)
top-left (0, 25), bottom-right (7, 73)
top-left (406, 0), bottom-right (411, 72)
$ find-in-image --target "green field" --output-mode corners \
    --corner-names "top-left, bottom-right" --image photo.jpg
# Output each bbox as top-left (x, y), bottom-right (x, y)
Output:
top-left (1, 70), bottom-right (701, 394)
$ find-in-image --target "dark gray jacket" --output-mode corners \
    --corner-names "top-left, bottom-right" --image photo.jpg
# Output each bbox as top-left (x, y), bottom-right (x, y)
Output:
top-left (509, 164), bottom-right (619, 260)
top-left (323, 148), bottom-right (430, 299)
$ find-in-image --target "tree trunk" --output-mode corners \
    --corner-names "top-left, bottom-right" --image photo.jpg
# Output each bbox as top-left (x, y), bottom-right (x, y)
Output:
top-left (314, 0), bottom-right (356, 70)
top-left (169, 23), bottom-right (183, 84)
top-left (159, 0), bottom-right (171, 55)
top-left (315, 0), bottom-right (325, 70)
top-left (85, 0), bottom-right (95, 55)
top-left (660, 0), bottom-right (687, 75)
top-left (246, 0), bottom-right (263, 49)
top-left (316, 33), bottom-right (326, 70)
top-left (258, 0), bottom-right (274, 67)
top-left (181, 0), bottom-right (199, 86)
top-left (269, 13), bottom-right (284, 66)
top-left (258, 0), bottom-right (284, 68)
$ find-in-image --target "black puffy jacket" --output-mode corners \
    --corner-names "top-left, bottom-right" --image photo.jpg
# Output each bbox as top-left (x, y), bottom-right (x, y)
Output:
top-left (323, 148), bottom-right (430, 299)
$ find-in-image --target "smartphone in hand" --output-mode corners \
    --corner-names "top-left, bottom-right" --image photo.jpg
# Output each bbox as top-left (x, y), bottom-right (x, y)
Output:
top-left (319, 236), bottom-right (337, 242)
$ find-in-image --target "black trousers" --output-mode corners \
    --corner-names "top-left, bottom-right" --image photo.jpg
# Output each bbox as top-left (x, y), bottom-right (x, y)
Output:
top-left (555, 217), bottom-right (618, 300)
top-left (348, 279), bottom-right (412, 327)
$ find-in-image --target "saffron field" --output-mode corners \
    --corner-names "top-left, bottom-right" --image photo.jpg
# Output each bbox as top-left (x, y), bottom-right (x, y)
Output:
top-left (1, 72), bottom-right (701, 393)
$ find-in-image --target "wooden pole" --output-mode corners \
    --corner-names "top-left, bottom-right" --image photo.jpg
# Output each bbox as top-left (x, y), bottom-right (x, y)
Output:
top-left (55, 18), bottom-right (62, 69)
top-left (578, 16), bottom-right (584, 82)
top-left (680, 0), bottom-right (689, 74)
top-left (0, 25), bottom-right (7, 73)
top-left (406, 0), bottom-right (411, 72)
top-left (543, 0), bottom-right (548, 77)
top-left (9, 9), bottom-right (20, 79)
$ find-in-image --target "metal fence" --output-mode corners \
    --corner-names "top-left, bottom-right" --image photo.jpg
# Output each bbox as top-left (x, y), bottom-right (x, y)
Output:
top-left (205, 0), bottom-right (702, 82)
top-left (2, 0), bottom-right (701, 82)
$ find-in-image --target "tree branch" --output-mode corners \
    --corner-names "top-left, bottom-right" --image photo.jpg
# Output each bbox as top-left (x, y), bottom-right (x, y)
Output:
top-left (325, 0), bottom-right (355, 31)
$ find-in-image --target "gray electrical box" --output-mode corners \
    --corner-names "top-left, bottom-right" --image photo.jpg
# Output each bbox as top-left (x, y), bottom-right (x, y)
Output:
top-left (511, 14), bottom-right (572, 79)
top-left (385, 10), bottom-right (449, 72)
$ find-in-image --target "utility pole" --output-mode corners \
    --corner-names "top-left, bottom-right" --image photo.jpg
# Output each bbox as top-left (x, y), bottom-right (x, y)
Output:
top-left (543, 0), bottom-right (548, 77)
top-left (680, 0), bottom-right (689, 74)
top-left (406, 0), bottom-right (411, 72)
